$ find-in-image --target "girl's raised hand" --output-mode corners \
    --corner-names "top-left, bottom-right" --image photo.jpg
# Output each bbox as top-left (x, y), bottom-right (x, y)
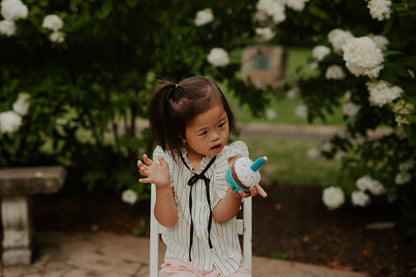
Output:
top-left (137, 154), bottom-right (170, 188)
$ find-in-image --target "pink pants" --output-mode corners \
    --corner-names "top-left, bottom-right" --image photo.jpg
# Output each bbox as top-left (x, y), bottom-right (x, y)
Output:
top-left (159, 259), bottom-right (252, 277)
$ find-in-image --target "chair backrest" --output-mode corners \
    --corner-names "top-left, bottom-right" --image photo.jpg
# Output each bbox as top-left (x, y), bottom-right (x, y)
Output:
top-left (149, 183), bottom-right (252, 277)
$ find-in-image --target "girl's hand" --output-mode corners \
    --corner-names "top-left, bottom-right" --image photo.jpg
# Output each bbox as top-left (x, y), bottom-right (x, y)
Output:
top-left (233, 184), bottom-right (268, 199)
top-left (137, 154), bottom-right (170, 188)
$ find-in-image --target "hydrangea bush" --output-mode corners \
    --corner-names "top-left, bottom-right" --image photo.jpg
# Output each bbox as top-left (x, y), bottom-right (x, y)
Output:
top-left (267, 0), bottom-right (416, 241)
top-left (0, 0), bottom-right (268, 201)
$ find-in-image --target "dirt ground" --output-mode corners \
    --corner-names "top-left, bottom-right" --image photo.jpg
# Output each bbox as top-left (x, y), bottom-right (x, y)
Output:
top-left (32, 183), bottom-right (416, 277)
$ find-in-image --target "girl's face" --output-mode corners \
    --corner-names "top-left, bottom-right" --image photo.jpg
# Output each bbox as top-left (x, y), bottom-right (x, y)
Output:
top-left (185, 104), bottom-right (230, 159)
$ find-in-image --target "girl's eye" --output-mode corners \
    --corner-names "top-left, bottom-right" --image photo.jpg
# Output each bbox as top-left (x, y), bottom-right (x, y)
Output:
top-left (218, 122), bottom-right (225, 128)
top-left (200, 131), bottom-right (208, 136)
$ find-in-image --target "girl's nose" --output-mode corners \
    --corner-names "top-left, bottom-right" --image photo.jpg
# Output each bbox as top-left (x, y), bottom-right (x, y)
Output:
top-left (211, 131), bottom-right (220, 141)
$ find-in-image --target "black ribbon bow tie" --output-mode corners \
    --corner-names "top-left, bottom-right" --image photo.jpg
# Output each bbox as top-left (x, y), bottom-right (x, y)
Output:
top-left (181, 155), bottom-right (217, 262)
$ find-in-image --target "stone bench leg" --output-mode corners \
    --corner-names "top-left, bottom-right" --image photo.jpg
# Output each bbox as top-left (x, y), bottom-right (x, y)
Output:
top-left (1, 195), bottom-right (32, 266)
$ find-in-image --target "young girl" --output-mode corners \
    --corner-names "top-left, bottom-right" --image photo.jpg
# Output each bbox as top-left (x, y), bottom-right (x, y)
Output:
top-left (137, 76), bottom-right (267, 277)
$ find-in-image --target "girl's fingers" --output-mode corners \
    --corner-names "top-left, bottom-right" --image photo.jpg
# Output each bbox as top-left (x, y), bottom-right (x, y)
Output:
top-left (256, 184), bottom-right (268, 198)
top-left (137, 160), bottom-right (148, 171)
top-left (137, 160), bottom-right (150, 178)
top-left (158, 155), bottom-right (168, 167)
top-left (238, 190), bottom-right (251, 198)
top-left (138, 177), bottom-right (152, 184)
top-left (140, 167), bottom-right (147, 176)
top-left (249, 186), bottom-right (258, 197)
top-left (137, 161), bottom-right (146, 172)
top-left (143, 154), bottom-right (153, 166)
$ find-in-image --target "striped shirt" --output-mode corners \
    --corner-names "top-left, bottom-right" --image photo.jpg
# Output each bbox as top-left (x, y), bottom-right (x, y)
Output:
top-left (153, 141), bottom-right (249, 277)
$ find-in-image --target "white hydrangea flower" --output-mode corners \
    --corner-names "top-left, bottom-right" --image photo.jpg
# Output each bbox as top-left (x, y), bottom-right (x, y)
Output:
top-left (284, 0), bottom-right (310, 11)
top-left (366, 80), bottom-right (403, 107)
top-left (342, 36), bottom-right (384, 78)
top-left (0, 110), bottom-right (22, 133)
top-left (395, 172), bottom-right (411, 185)
top-left (49, 31), bottom-right (65, 43)
top-left (307, 147), bottom-right (320, 160)
top-left (255, 27), bottom-right (275, 42)
top-left (320, 141), bottom-right (333, 152)
top-left (356, 175), bottom-right (372, 191)
top-left (194, 8), bottom-right (214, 26)
top-left (256, 0), bottom-right (286, 25)
top-left (327, 29), bottom-right (354, 55)
top-left (356, 175), bottom-right (385, 195)
top-left (121, 189), bottom-right (138, 204)
top-left (342, 102), bottom-right (361, 119)
top-left (253, 10), bottom-right (269, 23)
top-left (12, 92), bottom-right (30, 116)
top-left (286, 86), bottom-right (299, 99)
top-left (392, 99), bottom-right (414, 115)
top-left (271, 4), bottom-right (286, 25)
top-left (325, 65), bottom-right (346, 80)
top-left (207, 48), bottom-right (229, 67)
top-left (367, 0), bottom-right (391, 21)
top-left (312, 45), bottom-right (330, 61)
top-left (336, 126), bottom-right (349, 139)
top-left (322, 186), bottom-right (345, 210)
top-left (395, 115), bottom-right (409, 126)
top-left (265, 109), bottom-right (277, 120)
top-left (393, 99), bottom-right (413, 126)
top-left (347, 62), bottom-right (383, 78)
top-left (368, 180), bottom-right (385, 195)
top-left (399, 160), bottom-right (415, 172)
top-left (371, 35), bottom-right (389, 51)
top-left (256, 0), bottom-right (275, 14)
top-left (0, 0), bottom-right (28, 21)
top-left (395, 127), bottom-right (407, 140)
top-left (308, 61), bottom-right (320, 77)
top-left (344, 90), bottom-right (352, 101)
top-left (294, 103), bottom-right (308, 119)
top-left (335, 150), bottom-right (346, 161)
top-left (351, 191), bottom-right (370, 207)
top-left (0, 19), bottom-right (15, 36)
top-left (42, 14), bottom-right (64, 31)
top-left (396, 115), bottom-right (410, 125)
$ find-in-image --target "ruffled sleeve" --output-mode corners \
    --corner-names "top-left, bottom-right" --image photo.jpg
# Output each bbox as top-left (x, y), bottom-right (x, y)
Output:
top-left (224, 140), bottom-right (249, 160)
top-left (212, 141), bottom-right (249, 206)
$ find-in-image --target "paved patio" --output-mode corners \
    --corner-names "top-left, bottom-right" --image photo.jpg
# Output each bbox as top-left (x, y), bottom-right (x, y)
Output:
top-left (2, 231), bottom-right (368, 277)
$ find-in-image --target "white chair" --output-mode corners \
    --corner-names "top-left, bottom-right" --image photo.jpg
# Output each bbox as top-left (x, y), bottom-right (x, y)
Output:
top-left (149, 183), bottom-right (252, 277)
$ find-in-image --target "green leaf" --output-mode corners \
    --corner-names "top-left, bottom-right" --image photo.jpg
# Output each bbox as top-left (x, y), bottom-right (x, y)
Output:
top-left (403, 56), bottom-right (416, 67)
top-left (98, 0), bottom-right (113, 19)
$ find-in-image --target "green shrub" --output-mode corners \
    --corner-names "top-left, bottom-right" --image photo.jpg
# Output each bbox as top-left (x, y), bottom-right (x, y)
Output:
top-left (266, 0), bottom-right (416, 242)
top-left (1, 0), bottom-right (270, 195)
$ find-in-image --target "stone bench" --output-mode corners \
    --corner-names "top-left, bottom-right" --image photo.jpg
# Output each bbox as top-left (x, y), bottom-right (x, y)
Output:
top-left (0, 166), bottom-right (66, 266)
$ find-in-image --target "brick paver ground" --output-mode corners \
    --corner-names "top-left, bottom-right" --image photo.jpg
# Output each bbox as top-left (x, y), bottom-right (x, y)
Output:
top-left (2, 232), bottom-right (368, 277)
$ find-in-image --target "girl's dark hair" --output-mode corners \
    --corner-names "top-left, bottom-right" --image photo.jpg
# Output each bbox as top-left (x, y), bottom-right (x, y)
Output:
top-left (148, 76), bottom-right (235, 159)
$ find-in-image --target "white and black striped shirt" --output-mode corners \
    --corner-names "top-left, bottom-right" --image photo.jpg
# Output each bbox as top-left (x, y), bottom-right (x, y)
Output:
top-left (153, 141), bottom-right (249, 277)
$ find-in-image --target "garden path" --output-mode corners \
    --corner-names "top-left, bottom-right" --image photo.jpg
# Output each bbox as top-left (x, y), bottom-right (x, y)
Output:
top-left (2, 231), bottom-right (368, 277)
top-left (134, 119), bottom-right (392, 140)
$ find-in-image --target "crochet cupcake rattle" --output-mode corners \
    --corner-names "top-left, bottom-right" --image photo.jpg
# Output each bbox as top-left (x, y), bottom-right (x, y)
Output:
top-left (226, 156), bottom-right (267, 192)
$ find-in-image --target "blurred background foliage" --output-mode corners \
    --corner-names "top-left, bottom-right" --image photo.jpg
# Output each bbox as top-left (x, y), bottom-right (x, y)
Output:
top-left (0, 0), bottom-right (264, 199)
top-left (1, 0), bottom-right (416, 241)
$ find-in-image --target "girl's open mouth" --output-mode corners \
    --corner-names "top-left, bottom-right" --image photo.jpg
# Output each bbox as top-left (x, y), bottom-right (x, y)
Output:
top-left (210, 144), bottom-right (222, 151)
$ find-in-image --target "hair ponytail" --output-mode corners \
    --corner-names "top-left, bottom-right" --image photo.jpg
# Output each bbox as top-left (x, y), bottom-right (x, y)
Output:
top-left (149, 81), bottom-right (183, 154)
